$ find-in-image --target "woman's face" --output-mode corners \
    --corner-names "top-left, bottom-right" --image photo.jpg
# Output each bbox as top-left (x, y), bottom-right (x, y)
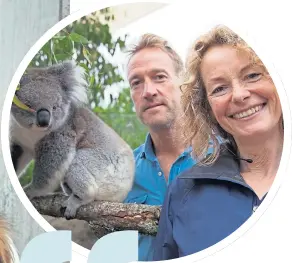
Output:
top-left (200, 45), bottom-right (282, 141)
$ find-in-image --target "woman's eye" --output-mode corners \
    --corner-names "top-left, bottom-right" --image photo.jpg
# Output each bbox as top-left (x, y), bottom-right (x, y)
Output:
top-left (246, 72), bottom-right (262, 81)
top-left (212, 86), bottom-right (226, 94)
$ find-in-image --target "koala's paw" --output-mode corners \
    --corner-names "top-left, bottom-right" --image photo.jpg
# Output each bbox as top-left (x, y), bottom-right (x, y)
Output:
top-left (60, 199), bottom-right (68, 215)
top-left (64, 206), bottom-right (78, 220)
top-left (60, 206), bottom-right (66, 215)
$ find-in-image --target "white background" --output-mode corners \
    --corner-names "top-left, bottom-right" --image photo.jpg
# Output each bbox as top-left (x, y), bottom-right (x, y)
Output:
top-left (2, 0), bottom-right (291, 262)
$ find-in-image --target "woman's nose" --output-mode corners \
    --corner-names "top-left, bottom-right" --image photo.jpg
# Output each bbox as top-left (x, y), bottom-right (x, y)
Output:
top-left (231, 83), bottom-right (251, 103)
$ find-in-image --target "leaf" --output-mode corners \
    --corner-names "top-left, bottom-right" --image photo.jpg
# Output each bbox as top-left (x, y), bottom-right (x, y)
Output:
top-left (82, 46), bottom-right (91, 64)
top-left (55, 53), bottom-right (74, 61)
top-left (89, 75), bottom-right (95, 86)
top-left (57, 37), bottom-right (74, 55)
top-left (50, 40), bottom-right (58, 64)
top-left (78, 63), bottom-right (90, 72)
top-left (53, 35), bottom-right (66, 40)
top-left (69, 33), bottom-right (89, 44)
top-left (13, 83), bottom-right (35, 112)
top-left (13, 95), bottom-right (35, 113)
top-left (42, 41), bottom-right (51, 56)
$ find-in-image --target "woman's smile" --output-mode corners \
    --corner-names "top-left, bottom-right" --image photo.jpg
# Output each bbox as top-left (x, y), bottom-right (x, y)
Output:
top-left (229, 103), bottom-right (266, 120)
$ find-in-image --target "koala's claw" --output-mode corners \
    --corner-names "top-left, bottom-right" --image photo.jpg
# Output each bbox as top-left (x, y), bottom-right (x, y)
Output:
top-left (64, 206), bottom-right (77, 220)
top-left (60, 206), bottom-right (66, 215)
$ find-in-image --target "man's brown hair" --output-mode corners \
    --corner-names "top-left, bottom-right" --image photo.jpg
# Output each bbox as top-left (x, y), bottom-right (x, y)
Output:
top-left (126, 33), bottom-right (184, 77)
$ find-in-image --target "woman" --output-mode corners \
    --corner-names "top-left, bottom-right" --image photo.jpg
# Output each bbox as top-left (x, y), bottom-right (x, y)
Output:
top-left (0, 219), bottom-right (19, 263)
top-left (152, 25), bottom-right (283, 260)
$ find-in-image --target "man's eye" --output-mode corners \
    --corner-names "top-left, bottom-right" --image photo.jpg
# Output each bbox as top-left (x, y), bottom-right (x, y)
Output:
top-left (154, 74), bottom-right (166, 81)
top-left (246, 72), bottom-right (262, 81)
top-left (130, 80), bottom-right (141, 89)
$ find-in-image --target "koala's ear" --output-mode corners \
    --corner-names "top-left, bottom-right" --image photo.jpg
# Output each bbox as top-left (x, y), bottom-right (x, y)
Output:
top-left (19, 73), bottom-right (32, 88)
top-left (47, 60), bottom-right (89, 106)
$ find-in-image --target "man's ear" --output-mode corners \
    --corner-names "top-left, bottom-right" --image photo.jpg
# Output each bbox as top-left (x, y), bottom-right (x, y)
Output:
top-left (19, 73), bottom-right (31, 87)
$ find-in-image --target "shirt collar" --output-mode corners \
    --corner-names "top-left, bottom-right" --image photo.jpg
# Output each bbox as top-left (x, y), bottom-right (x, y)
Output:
top-left (140, 133), bottom-right (156, 161)
top-left (140, 133), bottom-right (192, 161)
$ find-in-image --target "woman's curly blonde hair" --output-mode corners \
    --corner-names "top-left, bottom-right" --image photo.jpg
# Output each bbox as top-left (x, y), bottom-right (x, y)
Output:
top-left (180, 25), bottom-right (270, 165)
top-left (0, 218), bottom-right (19, 263)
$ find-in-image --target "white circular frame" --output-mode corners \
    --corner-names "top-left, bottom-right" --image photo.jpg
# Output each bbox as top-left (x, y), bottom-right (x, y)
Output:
top-left (1, 0), bottom-right (291, 262)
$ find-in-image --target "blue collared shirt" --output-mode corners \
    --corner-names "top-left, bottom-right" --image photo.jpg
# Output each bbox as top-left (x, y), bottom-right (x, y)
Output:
top-left (124, 133), bottom-right (197, 261)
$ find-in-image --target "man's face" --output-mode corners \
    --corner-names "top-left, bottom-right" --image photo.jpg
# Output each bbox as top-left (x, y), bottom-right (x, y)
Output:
top-left (127, 47), bottom-right (182, 131)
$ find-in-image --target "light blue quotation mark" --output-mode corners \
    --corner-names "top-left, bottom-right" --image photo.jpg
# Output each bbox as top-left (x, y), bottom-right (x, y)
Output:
top-left (20, 231), bottom-right (72, 263)
top-left (87, 231), bottom-right (138, 263)
top-left (20, 230), bottom-right (138, 263)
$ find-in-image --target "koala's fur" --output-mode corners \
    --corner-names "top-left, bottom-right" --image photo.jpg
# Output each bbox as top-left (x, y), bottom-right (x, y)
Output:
top-left (9, 61), bottom-right (135, 219)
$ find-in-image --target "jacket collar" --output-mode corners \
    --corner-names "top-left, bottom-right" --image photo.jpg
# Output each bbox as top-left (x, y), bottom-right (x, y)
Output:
top-left (179, 143), bottom-right (249, 187)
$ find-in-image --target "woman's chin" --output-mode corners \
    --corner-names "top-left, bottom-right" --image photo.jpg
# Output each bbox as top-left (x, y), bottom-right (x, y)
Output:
top-left (231, 124), bottom-right (282, 143)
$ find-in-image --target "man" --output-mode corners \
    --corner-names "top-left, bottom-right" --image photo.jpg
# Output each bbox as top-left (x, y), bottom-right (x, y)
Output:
top-left (123, 33), bottom-right (198, 261)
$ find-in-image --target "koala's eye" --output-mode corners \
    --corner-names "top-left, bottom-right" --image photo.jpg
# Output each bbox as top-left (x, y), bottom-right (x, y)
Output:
top-left (53, 106), bottom-right (57, 110)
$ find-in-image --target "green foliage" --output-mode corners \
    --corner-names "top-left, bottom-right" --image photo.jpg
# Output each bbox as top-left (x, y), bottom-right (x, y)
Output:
top-left (19, 161), bottom-right (35, 186)
top-left (30, 10), bottom-right (127, 109)
top-left (95, 87), bottom-right (147, 150)
top-left (20, 9), bottom-right (148, 184)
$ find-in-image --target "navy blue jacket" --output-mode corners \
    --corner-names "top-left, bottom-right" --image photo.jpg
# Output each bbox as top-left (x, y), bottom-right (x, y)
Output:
top-left (152, 145), bottom-right (267, 260)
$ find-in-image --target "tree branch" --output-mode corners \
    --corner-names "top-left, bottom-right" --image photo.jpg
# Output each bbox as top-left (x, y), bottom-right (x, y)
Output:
top-left (30, 193), bottom-right (161, 236)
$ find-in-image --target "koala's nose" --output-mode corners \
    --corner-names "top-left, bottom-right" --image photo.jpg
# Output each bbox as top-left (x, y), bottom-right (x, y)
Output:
top-left (36, 109), bottom-right (50, 127)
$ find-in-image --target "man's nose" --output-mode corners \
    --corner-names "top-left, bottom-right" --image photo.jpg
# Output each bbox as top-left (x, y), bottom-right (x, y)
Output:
top-left (142, 81), bottom-right (158, 99)
top-left (231, 82), bottom-right (251, 103)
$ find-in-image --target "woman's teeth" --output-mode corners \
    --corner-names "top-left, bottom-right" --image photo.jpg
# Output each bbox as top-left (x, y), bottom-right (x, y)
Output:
top-left (232, 105), bottom-right (263, 119)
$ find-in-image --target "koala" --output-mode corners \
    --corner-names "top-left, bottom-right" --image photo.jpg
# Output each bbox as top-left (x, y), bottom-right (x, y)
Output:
top-left (9, 61), bottom-right (135, 219)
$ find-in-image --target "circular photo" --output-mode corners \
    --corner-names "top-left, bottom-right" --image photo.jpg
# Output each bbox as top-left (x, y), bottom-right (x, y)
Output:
top-left (6, 2), bottom-right (285, 262)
